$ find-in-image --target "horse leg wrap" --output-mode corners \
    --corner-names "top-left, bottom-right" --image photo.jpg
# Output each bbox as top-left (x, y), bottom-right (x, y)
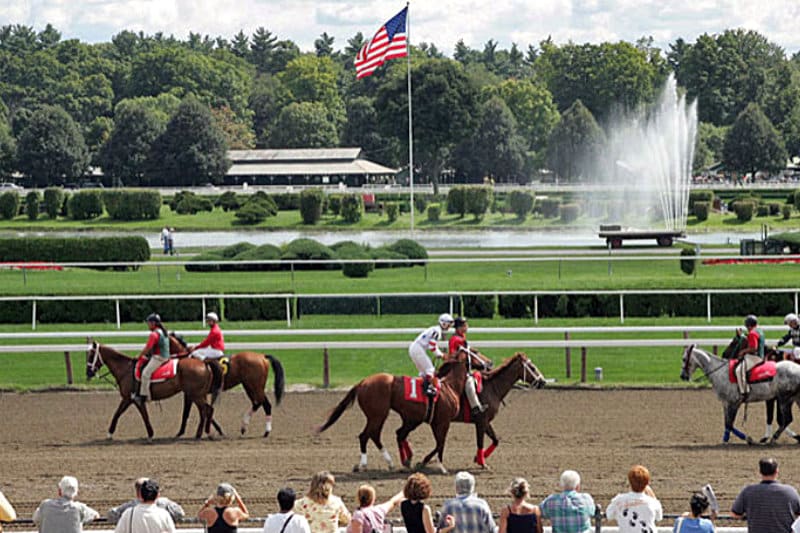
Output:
top-left (399, 444), bottom-right (408, 465)
top-left (723, 429), bottom-right (731, 443)
top-left (732, 427), bottom-right (746, 440)
top-left (402, 440), bottom-right (412, 461)
top-left (380, 447), bottom-right (393, 467)
top-left (264, 415), bottom-right (273, 434)
top-left (475, 448), bottom-right (486, 466)
top-left (360, 453), bottom-right (368, 468)
top-left (484, 443), bottom-right (497, 458)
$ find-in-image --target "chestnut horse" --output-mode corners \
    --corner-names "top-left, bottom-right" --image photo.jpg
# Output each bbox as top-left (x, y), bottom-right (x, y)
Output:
top-left (169, 335), bottom-right (285, 438)
top-left (317, 360), bottom-right (469, 474)
top-left (86, 338), bottom-right (223, 440)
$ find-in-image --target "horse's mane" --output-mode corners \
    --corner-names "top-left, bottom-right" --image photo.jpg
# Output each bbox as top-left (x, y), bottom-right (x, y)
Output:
top-left (438, 360), bottom-right (466, 378)
top-left (98, 342), bottom-right (136, 360)
top-left (483, 352), bottom-right (525, 379)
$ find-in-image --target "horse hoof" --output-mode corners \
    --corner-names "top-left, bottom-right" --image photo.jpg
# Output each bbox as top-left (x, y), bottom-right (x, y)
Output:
top-left (240, 427), bottom-right (246, 436)
top-left (746, 436), bottom-right (757, 446)
top-left (759, 437), bottom-right (769, 444)
top-left (106, 433), bottom-right (113, 441)
top-left (793, 435), bottom-right (800, 444)
top-left (263, 431), bottom-right (270, 438)
top-left (402, 459), bottom-right (411, 469)
top-left (353, 464), bottom-right (367, 472)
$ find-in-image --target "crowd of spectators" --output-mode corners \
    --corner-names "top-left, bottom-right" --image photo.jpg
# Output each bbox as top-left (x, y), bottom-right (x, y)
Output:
top-left (3, 458), bottom-right (799, 533)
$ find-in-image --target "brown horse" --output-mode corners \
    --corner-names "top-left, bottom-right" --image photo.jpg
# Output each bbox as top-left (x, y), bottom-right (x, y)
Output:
top-left (169, 335), bottom-right (285, 438)
top-left (452, 352), bottom-right (546, 468)
top-left (317, 360), bottom-right (469, 474)
top-left (85, 338), bottom-right (223, 440)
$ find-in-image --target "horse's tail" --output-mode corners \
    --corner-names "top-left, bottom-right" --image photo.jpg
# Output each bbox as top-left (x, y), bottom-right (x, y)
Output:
top-left (207, 359), bottom-right (224, 406)
top-left (265, 354), bottom-right (285, 406)
top-left (316, 384), bottom-right (359, 435)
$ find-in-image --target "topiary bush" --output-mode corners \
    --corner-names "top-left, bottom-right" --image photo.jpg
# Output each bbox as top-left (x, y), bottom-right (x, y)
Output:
top-left (231, 244), bottom-right (282, 271)
top-left (43, 188), bottom-right (64, 219)
top-left (175, 193), bottom-right (213, 214)
top-left (235, 202), bottom-right (271, 224)
top-left (689, 190), bottom-right (714, 211)
top-left (220, 242), bottom-right (256, 258)
top-left (272, 192), bottom-right (300, 210)
top-left (734, 200), bottom-right (755, 222)
top-left (680, 247), bottom-right (697, 276)
top-left (281, 238), bottom-right (336, 268)
top-left (559, 203), bottom-right (581, 223)
top-left (370, 247), bottom-right (407, 268)
top-left (447, 186), bottom-right (467, 217)
top-left (327, 194), bottom-right (342, 216)
top-left (508, 190), bottom-right (534, 220)
top-left (184, 251), bottom-right (224, 272)
top-left (538, 198), bottom-right (560, 218)
top-left (25, 191), bottom-right (40, 220)
top-left (338, 246), bottom-right (374, 278)
top-left (413, 194), bottom-right (429, 214)
top-left (427, 203), bottom-right (441, 222)
top-left (299, 188), bottom-right (324, 224)
top-left (794, 190), bottom-right (800, 211)
top-left (783, 204), bottom-right (793, 220)
top-left (465, 186), bottom-right (493, 220)
top-left (340, 194), bottom-right (364, 223)
top-left (103, 190), bottom-right (161, 220)
top-left (67, 190), bottom-right (104, 220)
top-left (756, 204), bottom-right (769, 217)
top-left (388, 239), bottom-right (428, 266)
top-left (216, 191), bottom-right (241, 211)
top-left (693, 201), bottom-right (710, 221)
top-left (386, 202), bottom-right (399, 222)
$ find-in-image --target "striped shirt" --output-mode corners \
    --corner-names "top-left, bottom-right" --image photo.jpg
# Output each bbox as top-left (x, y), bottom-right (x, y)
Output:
top-left (731, 480), bottom-right (800, 532)
top-left (414, 326), bottom-right (444, 354)
top-left (540, 490), bottom-right (595, 533)
top-left (439, 495), bottom-right (495, 533)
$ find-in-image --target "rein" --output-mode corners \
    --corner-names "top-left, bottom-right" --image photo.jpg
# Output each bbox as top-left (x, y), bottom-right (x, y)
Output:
top-left (685, 348), bottom-right (728, 383)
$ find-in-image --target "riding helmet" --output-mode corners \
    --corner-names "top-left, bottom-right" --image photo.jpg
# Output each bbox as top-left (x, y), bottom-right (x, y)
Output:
top-left (206, 311), bottom-right (219, 322)
top-left (785, 313), bottom-right (799, 325)
top-left (439, 313), bottom-right (455, 327)
top-left (145, 313), bottom-right (161, 324)
top-left (454, 316), bottom-right (467, 329)
top-left (744, 314), bottom-right (758, 328)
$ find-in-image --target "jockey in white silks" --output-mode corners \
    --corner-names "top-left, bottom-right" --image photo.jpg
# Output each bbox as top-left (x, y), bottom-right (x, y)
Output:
top-left (409, 313), bottom-right (454, 397)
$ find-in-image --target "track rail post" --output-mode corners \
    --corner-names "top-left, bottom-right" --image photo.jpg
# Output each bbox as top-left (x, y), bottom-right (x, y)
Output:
top-left (64, 351), bottom-right (73, 385)
top-left (323, 346), bottom-right (330, 388)
top-left (580, 347), bottom-right (587, 383)
top-left (565, 331), bottom-right (571, 379)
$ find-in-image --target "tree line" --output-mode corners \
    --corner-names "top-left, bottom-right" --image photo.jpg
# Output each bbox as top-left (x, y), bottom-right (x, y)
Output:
top-left (0, 24), bottom-right (798, 187)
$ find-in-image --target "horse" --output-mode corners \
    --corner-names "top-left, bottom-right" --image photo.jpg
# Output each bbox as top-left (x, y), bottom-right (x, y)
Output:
top-left (721, 331), bottom-right (800, 443)
top-left (85, 338), bottom-right (223, 440)
top-left (168, 335), bottom-right (286, 438)
top-left (680, 343), bottom-right (800, 444)
top-left (452, 352), bottom-right (546, 468)
top-left (316, 359), bottom-right (469, 474)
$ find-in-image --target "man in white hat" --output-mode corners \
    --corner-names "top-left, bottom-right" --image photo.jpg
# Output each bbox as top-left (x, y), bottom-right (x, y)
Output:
top-left (33, 476), bottom-right (99, 533)
top-left (189, 312), bottom-right (225, 360)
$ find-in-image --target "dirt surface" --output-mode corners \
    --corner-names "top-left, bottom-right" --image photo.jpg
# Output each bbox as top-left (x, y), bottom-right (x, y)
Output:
top-left (2, 388), bottom-right (799, 526)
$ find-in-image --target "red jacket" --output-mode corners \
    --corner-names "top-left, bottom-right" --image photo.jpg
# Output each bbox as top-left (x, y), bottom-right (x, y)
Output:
top-left (196, 323), bottom-right (225, 350)
top-left (449, 333), bottom-right (468, 356)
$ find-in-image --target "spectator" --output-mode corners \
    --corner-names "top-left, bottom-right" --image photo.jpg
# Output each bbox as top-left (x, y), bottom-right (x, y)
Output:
top-left (540, 470), bottom-right (595, 533)
top-left (160, 227), bottom-right (169, 255)
top-left (438, 471), bottom-right (495, 533)
top-left (673, 493), bottom-right (714, 533)
top-left (108, 477), bottom-right (184, 524)
top-left (33, 476), bottom-right (99, 533)
top-left (199, 483), bottom-right (250, 532)
top-left (732, 457), bottom-right (800, 532)
top-left (264, 487), bottom-right (310, 533)
top-left (346, 484), bottom-right (404, 533)
top-left (114, 479), bottom-right (175, 533)
top-left (499, 478), bottom-right (542, 533)
top-left (401, 473), bottom-right (452, 533)
top-left (0, 487), bottom-right (16, 532)
top-left (294, 471), bottom-right (351, 533)
top-left (168, 228), bottom-right (176, 256)
top-left (605, 465), bottom-right (662, 533)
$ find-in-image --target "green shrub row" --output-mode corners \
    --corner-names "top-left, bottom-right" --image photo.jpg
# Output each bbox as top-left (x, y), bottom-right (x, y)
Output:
top-left (0, 236), bottom-right (150, 266)
top-left (68, 190), bottom-right (104, 220)
top-left (103, 190), bottom-right (161, 220)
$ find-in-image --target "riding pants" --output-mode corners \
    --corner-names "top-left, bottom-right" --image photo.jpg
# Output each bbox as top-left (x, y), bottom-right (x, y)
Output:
top-left (409, 343), bottom-right (435, 377)
top-left (464, 374), bottom-right (482, 411)
top-left (191, 347), bottom-right (224, 360)
top-left (140, 354), bottom-right (169, 400)
top-left (736, 354), bottom-right (763, 396)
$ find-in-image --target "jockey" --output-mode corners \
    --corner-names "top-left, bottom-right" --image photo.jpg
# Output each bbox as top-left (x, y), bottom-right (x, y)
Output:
top-left (775, 312), bottom-right (800, 360)
top-left (735, 314), bottom-right (765, 401)
top-left (409, 313), bottom-right (454, 397)
top-left (133, 313), bottom-right (171, 405)
top-left (189, 312), bottom-right (225, 360)
top-left (448, 316), bottom-right (487, 417)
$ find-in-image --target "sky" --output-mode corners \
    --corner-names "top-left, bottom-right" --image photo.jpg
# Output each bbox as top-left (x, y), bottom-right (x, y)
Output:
top-left (2, 0), bottom-right (800, 56)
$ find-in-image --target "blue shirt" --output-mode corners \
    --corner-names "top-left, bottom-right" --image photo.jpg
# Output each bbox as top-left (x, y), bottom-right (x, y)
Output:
top-left (439, 495), bottom-right (495, 533)
top-left (673, 516), bottom-right (714, 533)
top-left (540, 491), bottom-right (595, 533)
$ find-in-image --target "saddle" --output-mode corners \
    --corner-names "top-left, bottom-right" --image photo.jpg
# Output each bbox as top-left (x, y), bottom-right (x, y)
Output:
top-left (728, 360), bottom-right (776, 384)
top-left (403, 376), bottom-right (441, 403)
top-left (459, 372), bottom-right (484, 422)
top-left (134, 357), bottom-right (178, 382)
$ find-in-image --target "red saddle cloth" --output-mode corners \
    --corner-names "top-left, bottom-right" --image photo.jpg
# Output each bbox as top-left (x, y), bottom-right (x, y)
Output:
top-left (135, 357), bottom-right (178, 382)
top-left (403, 376), bottom-right (440, 403)
top-left (728, 360), bottom-right (777, 384)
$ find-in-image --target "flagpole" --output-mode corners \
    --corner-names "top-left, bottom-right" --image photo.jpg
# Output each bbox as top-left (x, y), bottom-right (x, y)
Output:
top-left (406, 1), bottom-right (414, 232)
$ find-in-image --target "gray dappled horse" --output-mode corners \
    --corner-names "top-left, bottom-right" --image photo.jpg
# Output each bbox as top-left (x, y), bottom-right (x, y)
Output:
top-left (681, 344), bottom-right (800, 444)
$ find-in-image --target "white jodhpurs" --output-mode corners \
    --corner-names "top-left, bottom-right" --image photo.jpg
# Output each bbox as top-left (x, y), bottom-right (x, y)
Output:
top-left (409, 343), bottom-right (435, 377)
top-left (736, 354), bottom-right (762, 395)
top-left (191, 348), bottom-right (224, 360)
top-left (140, 355), bottom-right (169, 400)
top-left (465, 375), bottom-right (481, 410)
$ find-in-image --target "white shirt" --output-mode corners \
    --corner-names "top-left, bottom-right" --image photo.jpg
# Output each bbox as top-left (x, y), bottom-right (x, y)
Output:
top-left (114, 502), bottom-right (175, 533)
top-left (605, 491), bottom-right (662, 533)
top-left (413, 326), bottom-right (443, 354)
top-left (264, 511), bottom-right (311, 533)
top-left (792, 516), bottom-right (800, 533)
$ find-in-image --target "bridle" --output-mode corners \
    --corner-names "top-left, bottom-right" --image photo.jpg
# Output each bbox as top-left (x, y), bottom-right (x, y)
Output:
top-left (519, 356), bottom-right (546, 389)
top-left (458, 346), bottom-right (493, 371)
top-left (682, 344), bottom-right (727, 382)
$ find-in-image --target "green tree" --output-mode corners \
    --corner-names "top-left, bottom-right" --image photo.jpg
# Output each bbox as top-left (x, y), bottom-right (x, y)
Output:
top-left (100, 103), bottom-right (167, 186)
top-left (482, 79), bottom-right (560, 154)
top-left (0, 114), bottom-right (15, 178)
top-left (147, 97), bottom-right (230, 186)
top-left (270, 102), bottom-right (339, 148)
top-left (210, 106), bottom-right (255, 149)
top-left (314, 32), bottom-right (335, 57)
top-left (723, 103), bottom-right (787, 177)
top-left (546, 100), bottom-right (605, 181)
top-left (278, 55), bottom-right (345, 128)
top-left (249, 74), bottom-right (290, 147)
top-left (341, 97), bottom-right (398, 165)
top-left (16, 105), bottom-right (89, 186)
top-left (693, 122), bottom-right (729, 172)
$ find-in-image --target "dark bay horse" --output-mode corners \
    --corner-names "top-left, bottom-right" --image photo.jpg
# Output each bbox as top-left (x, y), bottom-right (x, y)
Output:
top-left (169, 335), bottom-right (285, 438)
top-left (454, 353), bottom-right (546, 468)
top-left (316, 360), bottom-right (469, 474)
top-left (86, 338), bottom-right (223, 440)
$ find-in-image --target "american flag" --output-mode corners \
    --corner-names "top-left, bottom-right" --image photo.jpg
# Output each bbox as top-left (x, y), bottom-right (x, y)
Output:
top-left (354, 6), bottom-right (408, 79)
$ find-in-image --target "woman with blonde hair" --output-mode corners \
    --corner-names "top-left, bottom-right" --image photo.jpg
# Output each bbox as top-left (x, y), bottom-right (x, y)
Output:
top-left (347, 484), bottom-right (404, 533)
top-left (198, 483), bottom-right (250, 532)
top-left (499, 478), bottom-right (542, 533)
top-left (294, 471), bottom-right (351, 533)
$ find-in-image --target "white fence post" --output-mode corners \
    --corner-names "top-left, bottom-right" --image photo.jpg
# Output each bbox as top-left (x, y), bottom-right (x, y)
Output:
top-left (115, 300), bottom-right (121, 330)
top-left (285, 297), bottom-right (291, 328)
top-left (201, 298), bottom-right (207, 326)
top-left (534, 295), bottom-right (539, 324)
top-left (32, 300), bottom-right (36, 330)
top-left (707, 292), bottom-right (712, 323)
top-left (619, 294), bottom-right (624, 324)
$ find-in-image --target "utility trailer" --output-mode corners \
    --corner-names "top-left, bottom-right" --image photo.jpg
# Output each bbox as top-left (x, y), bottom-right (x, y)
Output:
top-left (598, 225), bottom-right (686, 248)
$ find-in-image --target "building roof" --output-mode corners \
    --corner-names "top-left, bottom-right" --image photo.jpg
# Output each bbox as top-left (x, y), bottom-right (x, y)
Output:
top-left (229, 148), bottom-right (363, 163)
top-left (228, 158), bottom-right (397, 177)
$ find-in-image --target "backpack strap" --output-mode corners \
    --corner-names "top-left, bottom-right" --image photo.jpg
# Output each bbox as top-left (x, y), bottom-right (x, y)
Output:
top-left (279, 513), bottom-right (294, 533)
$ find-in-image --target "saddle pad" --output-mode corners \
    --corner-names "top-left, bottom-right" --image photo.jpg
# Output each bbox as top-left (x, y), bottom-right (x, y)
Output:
top-left (403, 376), bottom-right (439, 403)
top-left (135, 358), bottom-right (178, 382)
top-left (727, 360), bottom-right (776, 384)
top-left (472, 371), bottom-right (483, 393)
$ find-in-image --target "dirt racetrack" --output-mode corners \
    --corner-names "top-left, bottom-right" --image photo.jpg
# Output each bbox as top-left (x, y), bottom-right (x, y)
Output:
top-left (2, 388), bottom-right (800, 527)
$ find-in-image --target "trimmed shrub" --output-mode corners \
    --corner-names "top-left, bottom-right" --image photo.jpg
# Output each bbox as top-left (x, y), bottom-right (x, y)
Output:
top-left (693, 201), bottom-right (710, 221)
top-left (223, 297), bottom-right (284, 320)
top-left (756, 204), bottom-right (769, 217)
top-left (0, 236), bottom-right (149, 266)
top-left (299, 188), bottom-right (324, 224)
top-left (25, 191), bottom-right (40, 220)
top-left (331, 240), bottom-right (365, 253)
top-left (103, 190), bottom-right (161, 220)
top-left (447, 186), bottom-right (467, 217)
top-left (680, 247), bottom-right (697, 275)
top-left (272, 193), bottom-right (300, 210)
top-left (220, 242), bottom-right (256, 258)
top-left (768, 202), bottom-right (781, 216)
top-left (0, 191), bottom-right (19, 220)
top-left (184, 251), bottom-right (223, 272)
top-left (413, 194), bottom-right (429, 214)
top-left (465, 186), bottom-right (493, 220)
top-left (783, 204), bottom-right (793, 220)
top-left (689, 190), bottom-right (714, 211)
top-left (370, 247), bottom-right (407, 268)
top-left (794, 190), bottom-right (800, 211)
top-left (388, 239), bottom-right (428, 266)
top-left (175, 193), bottom-right (213, 214)
top-left (281, 238), bottom-right (336, 269)
top-left (427, 203), bottom-right (441, 222)
top-left (327, 194), bottom-right (342, 215)
top-left (508, 190), bottom-right (534, 219)
top-left (559, 203), bottom-right (581, 223)
top-left (734, 200), bottom-right (755, 222)
top-left (67, 190), bottom-right (104, 220)
top-left (538, 198), bottom-right (560, 218)
top-left (386, 202), bottom-right (399, 222)
top-left (230, 244), bottom-right (282, 271)
top-left (216, 191), bottom-right (241, 211)
top-left (235, 202), bottom-right (271, 224)
top-left (340, 194), bottom-right (364, 223)
top-left (43, 188), bottom-right (64, 219)
top-left (338, 246), bottom-right (374, 278)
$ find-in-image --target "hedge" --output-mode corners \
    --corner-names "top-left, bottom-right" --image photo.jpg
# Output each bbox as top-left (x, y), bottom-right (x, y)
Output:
top-left (447, 187), bottom-right (467, 217)
top-left (340, 194), bottom-right (364, 223)
top-left (508, 190), bottom-right (534, 219)
top-left (0, 236), bottom-right (150, 266)
top-left (43, 188), bottom-right (64, 219)
top-left (67, 190), bottom-right (104, 220)
top-left (281, 238), bottom-right (336, 268)
top-left (427, 203), bottom-right (441, 221)
top-left (693, 201), bottom-right (709, 221)
top-left (103, 190), bottom-right (161, 220)
top-left (689, 190), bottom-right (714, 211)
top-left (734, 201), bottom-right (755, 222)
top-left (25, 191), bottom-right (40, 220)
top-left (559, 203), bottom-right (581, 223)
top-left (538, 198), bottom-right (560, 218)
top-left (175, 192), bottom-right (213, 214)
top-left (300, 188), bottom-right (324, 224)
top-left (0, 191), bottom-right (19, 219)
top-left (222, 297), bottom-right (284, 321)
top-left (338, 247), bottom-right (374, 278)
top-left (783, 204), bottom-right (793, 220)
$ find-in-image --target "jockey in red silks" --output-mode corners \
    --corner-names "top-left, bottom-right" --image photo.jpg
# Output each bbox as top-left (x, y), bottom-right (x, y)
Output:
top-left (189, 312), bottom-right (225, 360)
top-left (448, 316), bottom-right (487, 417)
top-left (409, 313), bottom-right (454, 397)
top-left (736, 314), bottom-right (765, 401)
top-left (133, 313), bottom-right (171, 405)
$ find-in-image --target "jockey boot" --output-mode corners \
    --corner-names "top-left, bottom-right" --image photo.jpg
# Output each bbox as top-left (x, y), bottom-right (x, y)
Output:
top-left (423, 376), bottom-right (437, 398)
